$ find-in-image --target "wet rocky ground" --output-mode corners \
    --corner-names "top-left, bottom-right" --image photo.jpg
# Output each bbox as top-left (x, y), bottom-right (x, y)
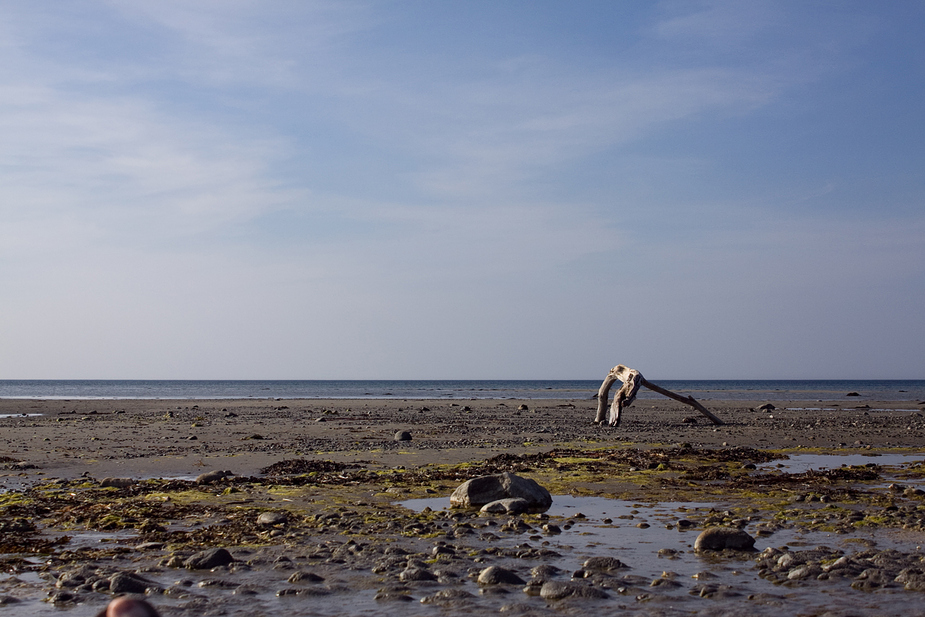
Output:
top-left (1, 397), bottom-right (925, 615)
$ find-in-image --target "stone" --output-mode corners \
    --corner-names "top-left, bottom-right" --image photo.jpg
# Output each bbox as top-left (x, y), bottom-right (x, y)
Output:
top-left (757, 403), bottom-right (775, 411)
top-left (531, 564), bottom-right (561, 578)
top-left (450, 472), bottom-right (552, 511)
top-left (257, 512), bottom-right (288, 526)
top-left (477, 566), bottom-right (526, 585)
top-left (100, 477), bottom-right (135, 488)
top-left (480, 498), bottom-right (531, 515)
top-left (108, 572), bottom-right (153, 594)
top-left (582, 556), bottom-right (627, 572)
top-left (185, 548), bottom-right (235, 570)
top-left (394, 430), bottom-right (412, 441)
top-left (288, 571), bottom-right (324, 584)
top-left (694, 527), bottom-right (756, 551)
top-left (399, 567), bottom-right (436, 582)
top-left (56, 567), bottom-right (93, 588)
top-left (196, 470), bottom-right (233, 484)
top-left (539, 581), bottom-right (609, 600)
top-left (421, 588), bottom-right (476, 603)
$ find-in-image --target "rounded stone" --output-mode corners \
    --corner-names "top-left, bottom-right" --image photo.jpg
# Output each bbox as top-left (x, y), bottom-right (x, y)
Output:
top-left (257, 512), bottom-right (288, 526)
top-left (108, 572), bottom-right (151, 594)
top-left (477, 566), bottom-right (526, 585)
top-left (694, 527), bottom-right (756, 551)
top-left (539, 581), bottom-right (609, 600)
top-left (399, 567), bottom-right (437, 582)
top-left (184, 547), bottom-right (235, 570)
top-left (196, 470), bottom-right (232, 484)
top-left (583, 556), bottom-right (627, 571)
top-left (480, 498), bottom-right (530, 514)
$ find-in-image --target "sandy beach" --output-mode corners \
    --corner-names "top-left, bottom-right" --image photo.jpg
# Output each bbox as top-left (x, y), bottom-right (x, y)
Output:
top-left (2, 396), bottom-right (925, 616)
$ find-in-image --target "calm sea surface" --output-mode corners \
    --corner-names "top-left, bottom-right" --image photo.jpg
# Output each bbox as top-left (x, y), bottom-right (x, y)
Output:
top-left (0, 380), bottom-right (923, 401)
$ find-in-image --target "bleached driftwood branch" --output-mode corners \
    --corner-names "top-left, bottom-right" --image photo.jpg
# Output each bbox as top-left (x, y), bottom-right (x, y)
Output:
top-left (595, 365), bottom-right (724, 427)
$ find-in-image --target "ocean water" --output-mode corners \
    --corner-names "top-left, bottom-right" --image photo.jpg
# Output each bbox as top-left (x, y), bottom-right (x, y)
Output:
top-left (0, 379), bottom-right (923, 401)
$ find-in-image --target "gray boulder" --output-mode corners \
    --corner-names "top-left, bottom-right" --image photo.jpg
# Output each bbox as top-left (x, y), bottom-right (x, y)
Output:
top-left (694, 527), bottom-right (756, 551)
top-left (450, 472), bottom-right (552, 511)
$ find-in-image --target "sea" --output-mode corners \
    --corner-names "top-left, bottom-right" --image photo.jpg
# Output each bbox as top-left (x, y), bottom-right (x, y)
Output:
top-left (0, 379), bottom-right (923, 402)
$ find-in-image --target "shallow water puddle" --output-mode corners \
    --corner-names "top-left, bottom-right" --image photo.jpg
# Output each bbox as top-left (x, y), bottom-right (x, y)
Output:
top-left (61, 529), bottom-right (140, 551)
top-left (399, 494), bottom-right (925, 616)
top-left (760, 453), bottom-right (925, 474)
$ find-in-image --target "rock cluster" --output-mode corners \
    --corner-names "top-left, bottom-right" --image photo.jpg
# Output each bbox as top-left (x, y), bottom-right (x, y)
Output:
top-left (450, 472), bottom-right (552, 512)
top-left (756, 545), bottom-right (925, 591)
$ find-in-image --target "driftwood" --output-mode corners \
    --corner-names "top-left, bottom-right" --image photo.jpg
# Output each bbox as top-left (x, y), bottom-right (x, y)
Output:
top-left (595, 365), bottom-right (724, 427)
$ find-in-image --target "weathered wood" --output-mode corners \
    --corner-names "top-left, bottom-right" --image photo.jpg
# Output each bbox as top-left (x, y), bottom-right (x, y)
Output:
top-left (595, 364), bottom-right (643, 426)
top-left (595, 364), bottom-right (724, 427)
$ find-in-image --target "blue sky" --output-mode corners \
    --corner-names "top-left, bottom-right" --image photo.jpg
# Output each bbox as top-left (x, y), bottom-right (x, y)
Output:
top-left (1, 1), bottom-right (923, 379)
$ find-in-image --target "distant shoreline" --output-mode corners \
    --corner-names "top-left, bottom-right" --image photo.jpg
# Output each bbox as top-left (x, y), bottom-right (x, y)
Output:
top-left (1, 378), bottom-right (923, 402)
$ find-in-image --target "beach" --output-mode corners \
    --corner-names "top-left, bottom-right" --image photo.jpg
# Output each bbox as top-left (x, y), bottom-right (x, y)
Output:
top-left (2, 397), bottom-right (923, 480)
top-left (2, 396), bottom-right (925, 615)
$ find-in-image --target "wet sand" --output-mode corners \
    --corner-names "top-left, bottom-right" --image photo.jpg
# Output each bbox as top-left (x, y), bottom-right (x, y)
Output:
top-left (1, 397), bottom-right (925, 616)
top-left (2, 397), bottom-right (923, 481)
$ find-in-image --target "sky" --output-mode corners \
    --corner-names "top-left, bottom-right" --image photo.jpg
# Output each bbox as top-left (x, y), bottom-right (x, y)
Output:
top-left (1, 1), bottom-right (923, 380)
